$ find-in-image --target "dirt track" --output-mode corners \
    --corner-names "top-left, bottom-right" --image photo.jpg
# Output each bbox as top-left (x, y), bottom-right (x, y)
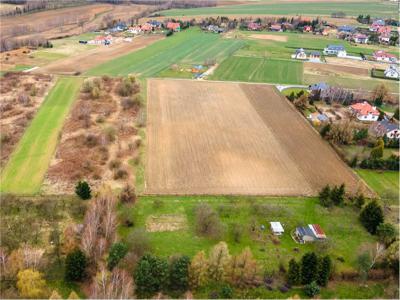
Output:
top-left (249, 34), bottom-right (287, 42)
top-left (36, 35), bottom-right (163, 75)
top-left (146, 79), bottom-right (370, 196)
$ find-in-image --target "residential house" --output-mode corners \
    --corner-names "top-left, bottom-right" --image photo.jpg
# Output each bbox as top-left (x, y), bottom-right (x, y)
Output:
top-left (370, 119), bottom-right (400, 139)
top-left (384, 64), bottom-right (400, 79)
top-left (270, 24), bottom-right (282, 31)
top-left (309, 82), bottom-right (329, 92)
top-left (167, 22), bottom-right (181, 32)
top-left (323, 45), bottom-right (347, 57)
top-left (292, 48), bottom-right (307, 60)
top-left (128, 26), bottom-right (142, 34)
top-left (352, 33), bottom-right (369, 44)
top-left (207, 25), bottom-right (225, 33)
top-left (350, 101), bottom-right (379, 122)
top-left (295, 224), bottom-right (326, 244)
top-left (369, 20), bottom-right (385, 32)
top-left (309, 51), bottom-right (321, 62)
top-left (270, 222), bottom-right (284, 236)
top-left (148, 20), bottom-right (162, 29)
top-left (248, 22), bottom-right (261, 31)
top-left (338, 25), bottom-right (355, 34)
top-left (141, 23), bottom-right (153, 32)
top-left (373, 50), bottom-right (398, 63)
top-left (303, 25), bottom-right (312, 32)
top-left (88, 35), bottom-right (113, 45)
top-left (379, 33), bottom-right (391, 44)
top-left (308, 112), bottom-right (329, 125)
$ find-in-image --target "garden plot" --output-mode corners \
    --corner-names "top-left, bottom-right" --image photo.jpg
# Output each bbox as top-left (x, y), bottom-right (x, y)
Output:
top-left (145, 79), bottom-right (369, 196)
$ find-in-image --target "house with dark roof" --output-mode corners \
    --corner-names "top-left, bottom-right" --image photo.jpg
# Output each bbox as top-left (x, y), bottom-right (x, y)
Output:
top-left (323, 45), bottom-right (346, 57)
top-left (338, 25), bottom-right (355, 33)
top-left (309, 82), bottom-right (329, 92)
top-left (295, 224), bottom-right (326, 244)
top-left (370, 120), bottom-right (400, 139)
top-left (248, 22), bottom-right (262, 31)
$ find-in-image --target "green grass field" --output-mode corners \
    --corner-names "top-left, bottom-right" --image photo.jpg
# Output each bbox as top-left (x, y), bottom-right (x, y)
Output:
top-left (86, 28), bottom-right (244, 77)
top-left (161, 1), bottom-right (397, 18)
top-left (210, 56), bottom-right (303, 84)
top-left (357, 170), bottom-right (399, 203)
top-left (119, 196), bottom-right (375, 272)
top-left (0, 77), bottom-right (82, 194)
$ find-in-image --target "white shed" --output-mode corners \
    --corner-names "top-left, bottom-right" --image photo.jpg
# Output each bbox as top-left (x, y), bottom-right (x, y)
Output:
top-left (270, 222), bottom-right (284, 235)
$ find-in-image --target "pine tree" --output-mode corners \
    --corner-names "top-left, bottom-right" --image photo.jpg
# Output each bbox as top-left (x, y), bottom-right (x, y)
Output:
top-left (301, 252), bottom-right (318, 284)
top-left (75, 181), bottom-right (91, 200)
top-left (287, 258), bottom-right (301, 285)
top-left (317, 255), bottom-right (331, 287)
top-left (189, 251), bottom-right (209, 289)
top-left (169, 255), bottom-right (190, 291)
top-left (360, 200), bottom-right (384, 234)
top-left (331, 184), bottom-right (345, 206)
top-left (65, 249), bottom-right (87, 282)
top-left (107, 242), bottom-right (128, 270)
top-left (318, 185), bottom-right (332, 207)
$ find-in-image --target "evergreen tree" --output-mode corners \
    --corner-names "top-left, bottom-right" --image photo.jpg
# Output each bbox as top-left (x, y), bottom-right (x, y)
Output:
top-left (107, 242), bottom-right (128, 270)
top-left (134, 254), bottom-right (169, 297)
top-left (360, 200), bottom-right (384, 234)
top-left (355, 193), bottom-right (365, 209)
top-left (317, 255), bottom-right (331, 287)
top-left (331, 184), bottom-right (345, 206)
top-left (376, 223), bottom-right (397, 246)
top-left (287, 258), bottom-right (301, 285)
top-left (304, 281), bottom-right (320, 297)
top-left (169, 255), bottom-right (190, 291)
top-left (301, 252), bottom-right (318, 284)
top-left (65, 249), bottom-right (87, 282)
top-left (318, 185), bottom-right (332, 207)
top-left (75, 181), bottom-right (91, 200)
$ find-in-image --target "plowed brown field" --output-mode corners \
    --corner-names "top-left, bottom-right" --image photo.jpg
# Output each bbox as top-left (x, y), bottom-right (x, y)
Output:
top-left (146, 79), bottom-right (370, 196)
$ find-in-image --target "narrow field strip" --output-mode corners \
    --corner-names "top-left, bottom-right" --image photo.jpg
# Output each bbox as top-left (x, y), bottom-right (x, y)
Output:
top-left (0, 77), bottom-right (83, 194)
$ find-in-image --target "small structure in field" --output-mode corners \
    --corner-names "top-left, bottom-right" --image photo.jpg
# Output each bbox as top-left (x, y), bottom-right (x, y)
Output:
top-left (292, 48), bottom-right (307, 60)
top-left (323, 45), bottom-right (346, 57)
top-left (384, 64), bottom-right (400, 79)
top-left (303, 25), bottom-right (312, 32)
top-left (88, 35), bottom-right (113, 45)
top-left (370, 119), bottom-right (400, 139)
top-left (309, 51), bottom-right (321, 62)
top-left (295, 224), bottom-right (326, 244)
top-left (308, 112), bottom-right (329, 125)
top-left (352, 33), bottom-right (369, 44)
top-left (373, 50), bottom-right (397, 63)
top-left (350, 101), bottom-right (379, 122)
top-left (270, 222), bottom-right (284, 235)
top-left (309, 82), bottom-right (329, 92)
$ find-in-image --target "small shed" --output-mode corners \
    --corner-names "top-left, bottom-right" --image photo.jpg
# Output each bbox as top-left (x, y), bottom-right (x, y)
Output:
top-left (295, 226), bottom-right (316, 243)
top-left (270, 222), bottom-right (284, 235)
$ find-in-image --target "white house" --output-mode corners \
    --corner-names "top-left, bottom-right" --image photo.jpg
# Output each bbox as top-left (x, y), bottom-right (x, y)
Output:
top-left (291, 48), bottom-right (307, 60)
top-left (270, 222), bottom-right (284, 235)
top-left (384, 64), bottom-right (400, 79)
top-left (350, 101), bottom-right (380, 122)
top-left (370, 120), bottom-right (400, 139)
top-left (323, 45), bottom-right (347, 57)
top-left (373, 50), bottom-right (398, 63)
top-left (352, 33), bottom-right (369, 44)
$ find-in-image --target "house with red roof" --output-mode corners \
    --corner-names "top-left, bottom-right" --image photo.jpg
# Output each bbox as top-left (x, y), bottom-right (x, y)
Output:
top-left (167, 22), bottom-right (181, 32)
top-left (247, 22), bottom-right (261, 31)
top-left (270, 24), bottom-right (282, 32)
top-left (88, 35), bottom-right (113, 45)
top-left (303, 25), bottom-right (312, 32)
top-left (373, 50), bottom-right (398, 63)
top-left (141, 23), bottom-right (153, 32)
top-left (350, 101), bottom-right (379, 122)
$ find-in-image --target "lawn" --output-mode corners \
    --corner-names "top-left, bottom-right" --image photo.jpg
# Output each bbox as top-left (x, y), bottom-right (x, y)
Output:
top-left (119, 196), bottom-right (376, 272)
top-left (357, 169), bottom-right (399, 202)
top-left (210, 56), bottom-right (303, 84)
top-left (0, 77), bottom-right (82, 194)
top-left (160, 1), bottom-right (397, 18)
top-left (85, 28), bottom-right (244, 77)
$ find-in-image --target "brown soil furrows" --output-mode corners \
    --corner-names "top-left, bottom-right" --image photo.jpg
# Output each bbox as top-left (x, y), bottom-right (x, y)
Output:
top-left (249, 34), bottom-right (287, 42)
top-left (304, 62), bottom-right (369, 77)
top-left (145, 79), bottom-right (371, 196)
top-left (36, 35), bottom-right (163, 75)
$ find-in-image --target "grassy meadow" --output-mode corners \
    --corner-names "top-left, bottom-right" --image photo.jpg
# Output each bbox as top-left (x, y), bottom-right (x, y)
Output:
top-left (357, 170), bottom-right (399, 203)
top-left (85, 28), bottom-right (244, 77)
top-left (119, 196), bottom-right (376, 272)
top-left (160, 1), bottom-right (397, 18)
top-left (0, 77), bottom-right (82, 194)
top-left (210, 56), bottom-right (303, 84)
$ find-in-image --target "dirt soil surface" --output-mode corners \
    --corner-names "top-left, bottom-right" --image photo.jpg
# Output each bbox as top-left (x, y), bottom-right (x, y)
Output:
top-left (0, 73), bottom-right (54, 167)
top-left (36, 35), bottom-right (163, 75)
top-left (146, 79), bottom-right (372, 196)
top-left (304, 62), bottom-right (369, 77)
top-left (325, 57), bottom-right (388, 69)
top-left (249, 34), bottom-right (287, 42)
top-left (1, 4), bottom-right (147, 41)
